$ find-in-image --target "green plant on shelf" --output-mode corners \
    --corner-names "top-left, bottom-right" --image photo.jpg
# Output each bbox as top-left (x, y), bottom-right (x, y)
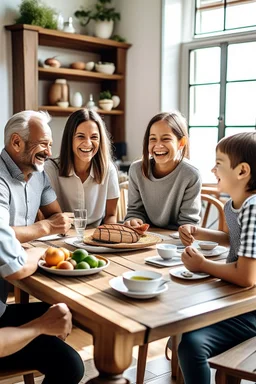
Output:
top-left (15, 0), bottom-right (57, 29)
top-left (74, 0), bottom-right (120, 27)
top-left (99, 90), bottom-right (112, 100)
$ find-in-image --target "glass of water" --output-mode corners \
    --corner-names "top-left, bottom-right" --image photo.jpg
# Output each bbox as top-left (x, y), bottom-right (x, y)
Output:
top-left (73, 209), bottom-right (87, 240)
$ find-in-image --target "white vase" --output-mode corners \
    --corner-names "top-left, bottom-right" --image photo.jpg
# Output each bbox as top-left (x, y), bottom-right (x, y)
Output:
top-left (94, 20), bottom-right (114, 39)
top-left (71, 92), bottom-right (83, 108)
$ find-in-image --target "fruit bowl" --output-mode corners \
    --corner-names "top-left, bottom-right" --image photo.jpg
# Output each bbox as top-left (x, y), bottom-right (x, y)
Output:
top-left (38, 255), bottom-right (109, 276)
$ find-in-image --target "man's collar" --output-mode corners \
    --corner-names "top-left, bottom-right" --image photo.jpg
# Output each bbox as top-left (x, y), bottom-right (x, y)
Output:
top-left (1, 149), bottom-right (26, 181)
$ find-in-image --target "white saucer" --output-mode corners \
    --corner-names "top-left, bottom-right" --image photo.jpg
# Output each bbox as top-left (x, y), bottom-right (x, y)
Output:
top-left (145, 255), bottom-right (182, 267)
top-left (169, 266), bottom-right (210, 280)
top-left (109, 276), bottom-right (168, 299)
top-left (177, 245), bottom-right (228, 257)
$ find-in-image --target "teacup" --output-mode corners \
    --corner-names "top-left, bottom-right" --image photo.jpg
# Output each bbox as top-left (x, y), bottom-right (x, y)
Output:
top-left (122, 270), bottom-right (163, 293)
top-left (198, 241), bottom-right (218, 251)
top-left (156, 244), bottom-right (178, 260)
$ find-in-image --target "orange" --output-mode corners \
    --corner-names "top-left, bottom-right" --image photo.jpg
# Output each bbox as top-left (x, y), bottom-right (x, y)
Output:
top-left (56, 261), bottom-right (74, 270)
top-left (59, 247), bottom-right (71, 260)
top-left (44, 247), bottom-right (65, 266)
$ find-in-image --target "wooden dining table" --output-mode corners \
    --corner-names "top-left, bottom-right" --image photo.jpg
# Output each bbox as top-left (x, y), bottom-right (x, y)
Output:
top-left (14, 228), bottom-right (256, 384)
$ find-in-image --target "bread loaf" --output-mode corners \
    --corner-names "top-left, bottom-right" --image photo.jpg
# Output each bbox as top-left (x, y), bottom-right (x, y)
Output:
top-left (92, 224), bottom-right (140, 244)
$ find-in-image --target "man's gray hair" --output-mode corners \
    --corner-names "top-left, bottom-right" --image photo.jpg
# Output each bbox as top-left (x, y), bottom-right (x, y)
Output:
top-left (4, 110), bottom-right (52, 146)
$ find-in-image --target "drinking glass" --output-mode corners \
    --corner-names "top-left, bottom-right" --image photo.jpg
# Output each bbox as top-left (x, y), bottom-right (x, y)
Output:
top-left (73, 209), bottom-right (87, 240)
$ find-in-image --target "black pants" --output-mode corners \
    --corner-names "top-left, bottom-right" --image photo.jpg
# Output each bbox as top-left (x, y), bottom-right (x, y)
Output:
top-left (0, 302), bottom-right (84, 383)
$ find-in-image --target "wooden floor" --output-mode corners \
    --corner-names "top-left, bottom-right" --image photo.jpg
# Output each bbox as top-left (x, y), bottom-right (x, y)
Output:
top-left (2, 294), bottom-right (252, 384)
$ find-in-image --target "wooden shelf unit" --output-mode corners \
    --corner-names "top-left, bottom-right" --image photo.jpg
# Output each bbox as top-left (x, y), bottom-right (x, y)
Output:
top-left (6, 24), bottom-right (131, 144)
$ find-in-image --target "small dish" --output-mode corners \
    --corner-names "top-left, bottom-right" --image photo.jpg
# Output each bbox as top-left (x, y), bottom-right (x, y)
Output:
top-left (169, 267), bottom-right (210, 280)
top-left (156, 243), bottom-right (178, 259)
top-left (144, 255), bottom-right (182, 267)
top-left (198, 241), bottom-right (219, 250)
top-left (122, 270), bottom-right (163, 292)
top-left (109, 276), bottom-right (168, 299)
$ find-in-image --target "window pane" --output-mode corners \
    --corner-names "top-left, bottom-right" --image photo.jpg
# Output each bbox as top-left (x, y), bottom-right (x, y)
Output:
top-left (189, 84), bottom-right (220, 126)
top-left (195, 8), bottom-right (224, 34)
top-left (190, 127), bottom-right (218, 182)
top-left (227, 42), bottom-right (256, 81)
top-left (226, 2), bottom-right (256, 29)
top-left (225, 127), bottom-right (255, 136)
top-left (190, 47), bottom-right (221, 84)
top-left (226, 81), bottom-right (256, 125)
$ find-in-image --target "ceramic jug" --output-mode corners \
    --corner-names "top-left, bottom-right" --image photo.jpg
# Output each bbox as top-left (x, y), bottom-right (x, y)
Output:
top-left (48, 79), bottom-right (69, 105)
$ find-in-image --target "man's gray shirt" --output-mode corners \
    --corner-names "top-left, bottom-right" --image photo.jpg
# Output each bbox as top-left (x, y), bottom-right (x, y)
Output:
top-left (0, 149), bottom-right (56, 225)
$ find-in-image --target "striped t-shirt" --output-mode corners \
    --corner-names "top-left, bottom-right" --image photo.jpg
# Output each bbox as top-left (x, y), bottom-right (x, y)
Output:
top-left (224, 195), bottom-right (256, 263)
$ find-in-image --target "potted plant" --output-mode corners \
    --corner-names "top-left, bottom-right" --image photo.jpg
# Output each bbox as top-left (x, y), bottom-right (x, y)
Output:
top-left (15, 0), bottom-right (57, 29)
top-left (74, 0), bottom-right (120, 39)
top-left (99, 90), bottom-right (114, 111)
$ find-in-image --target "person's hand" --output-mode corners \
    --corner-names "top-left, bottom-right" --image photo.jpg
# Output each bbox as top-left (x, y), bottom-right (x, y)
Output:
top-left (181, 246), bottom-right (205, 273)
top-left (46, 213), bottom-right (72, 235)
top-left (124, 218), bottom-right (143, 228)
top-left (39, 303), bottom-right (72, 340)
top-left (178, 225), bottom-right (197, 246)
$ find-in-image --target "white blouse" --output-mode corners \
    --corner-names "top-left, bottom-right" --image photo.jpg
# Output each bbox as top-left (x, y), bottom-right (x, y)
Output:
top-left (44, 160), bottom-right (120, 227)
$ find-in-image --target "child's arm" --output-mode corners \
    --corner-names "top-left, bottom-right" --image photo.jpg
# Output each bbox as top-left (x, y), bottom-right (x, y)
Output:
top-left (178, 224), bottom-right (230, 246)
top-left (182, 246), bottom-right (256, 287)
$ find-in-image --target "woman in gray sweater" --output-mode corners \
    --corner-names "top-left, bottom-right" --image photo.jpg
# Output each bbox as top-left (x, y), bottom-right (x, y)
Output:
top-left (124, 111), bottom-right (202, 230)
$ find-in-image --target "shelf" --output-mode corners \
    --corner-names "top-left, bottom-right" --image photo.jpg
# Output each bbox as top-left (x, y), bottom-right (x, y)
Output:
top-left (39, 106), bottom-right (124, 117)
top-left (6, 24), bottom-right (132, 53)
top-left (39, 67), bottom-right (124, 82)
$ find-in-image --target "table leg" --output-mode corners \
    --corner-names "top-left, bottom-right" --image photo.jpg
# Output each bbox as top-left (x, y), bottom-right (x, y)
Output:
top-left (14, 287), bottom-right (29, 304)
top-left (86, 331), bottom-right (135, 384)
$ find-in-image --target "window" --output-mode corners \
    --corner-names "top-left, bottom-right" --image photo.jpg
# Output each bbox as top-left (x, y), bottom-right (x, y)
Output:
top-left (195, 0), bottom-right (256, 35)
top-left (179, 1), bottom-right (256, 182)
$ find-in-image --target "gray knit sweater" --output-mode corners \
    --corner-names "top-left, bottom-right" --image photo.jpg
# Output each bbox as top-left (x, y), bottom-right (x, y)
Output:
top-left (125, 158), bottom-right (202, 230)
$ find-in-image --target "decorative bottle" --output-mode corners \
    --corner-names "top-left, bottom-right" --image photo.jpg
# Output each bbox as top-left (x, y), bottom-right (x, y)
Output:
top-left (86, 94), bottom-right (95, 110)
top-left (63, 17), bottom-right (75, 33)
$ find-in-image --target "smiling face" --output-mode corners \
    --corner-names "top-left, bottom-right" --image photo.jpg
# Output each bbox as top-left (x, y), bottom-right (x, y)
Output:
top-left (148, 120), bottom-right (182, 170)
top-left (72, 120), bottom-right (100, 166)
top-left (20, 118), bottom-right (52, 174)
top-left (211, 149), bottom-right (239, 195)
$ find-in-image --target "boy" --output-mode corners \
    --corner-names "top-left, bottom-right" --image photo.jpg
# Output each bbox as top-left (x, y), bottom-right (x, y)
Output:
top-left (177, 132), bottom-right (256, 384)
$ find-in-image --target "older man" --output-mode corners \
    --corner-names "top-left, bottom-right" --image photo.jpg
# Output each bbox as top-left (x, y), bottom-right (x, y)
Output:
top-left (0, 110), bottom-right (71, 243)
top-left (0, 219), bottom-right (84, 383)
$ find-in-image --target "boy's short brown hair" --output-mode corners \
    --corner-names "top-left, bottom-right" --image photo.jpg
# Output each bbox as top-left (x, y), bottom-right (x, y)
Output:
top-left (216, 132), bottom-right (256, 191)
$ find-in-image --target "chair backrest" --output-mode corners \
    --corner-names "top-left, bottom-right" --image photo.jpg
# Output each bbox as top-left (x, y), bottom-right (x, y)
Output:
top-left (200, 193), bottom-right (225, 231)
top-left (117, 181), bottom-right (129, 222)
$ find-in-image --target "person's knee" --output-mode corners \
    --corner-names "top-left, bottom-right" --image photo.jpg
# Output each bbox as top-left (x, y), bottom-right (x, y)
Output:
top-left (178, 331), bottom-right (203, 360)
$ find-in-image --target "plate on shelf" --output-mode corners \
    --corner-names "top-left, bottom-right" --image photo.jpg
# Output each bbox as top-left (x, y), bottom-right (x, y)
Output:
top-left (169, 266), bottom-right (210, 280)
top-left (38, 255), bottom-right (109, 276)
top-left (65, 237), bottom-right (137, 253)
top-left (109, 276), bottom-right (168, 299)
top-left (83, 233), bottom-right (161, 249)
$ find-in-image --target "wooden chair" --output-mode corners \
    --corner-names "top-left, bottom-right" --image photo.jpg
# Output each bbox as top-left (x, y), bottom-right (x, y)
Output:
top-left (0, 369), bottom-right (37, 383)
top-left (208, 336), bottom-right (256, 384)
top-left (200, 193), bottom-right (226, 231)
top-left (117, 181), bottom-right (129, 222)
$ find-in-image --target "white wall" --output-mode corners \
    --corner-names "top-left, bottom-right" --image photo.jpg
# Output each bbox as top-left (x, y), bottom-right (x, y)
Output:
top-left (0, 0), bottom-right (183, 160)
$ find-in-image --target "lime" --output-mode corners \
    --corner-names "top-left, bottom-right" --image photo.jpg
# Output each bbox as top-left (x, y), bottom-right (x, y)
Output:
top-left (97, 259), bottom-right (107, 268)
top-left (84, 255), bottom-right (99, 268)
top-left (75, 261), bottom-right (90, 270)
top-left (72, 249), bottom-right (88, 263)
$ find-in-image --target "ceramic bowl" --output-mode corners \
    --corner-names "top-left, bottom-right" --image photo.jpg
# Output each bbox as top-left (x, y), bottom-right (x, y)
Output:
top-left (95, 62), bottom-right (115, 75)
top-left (57, 101), bottom-right (69, 108)
top-left (122, 270), bottom-right (163, 293)
top-left (156, 244), bottom-right (178, 259)
top-left (85, 61), bottom-right (95, 71)
top-left (198, 241), bottom-right (218, 251)
top-left (98, 99), bottom-right (114, 111)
